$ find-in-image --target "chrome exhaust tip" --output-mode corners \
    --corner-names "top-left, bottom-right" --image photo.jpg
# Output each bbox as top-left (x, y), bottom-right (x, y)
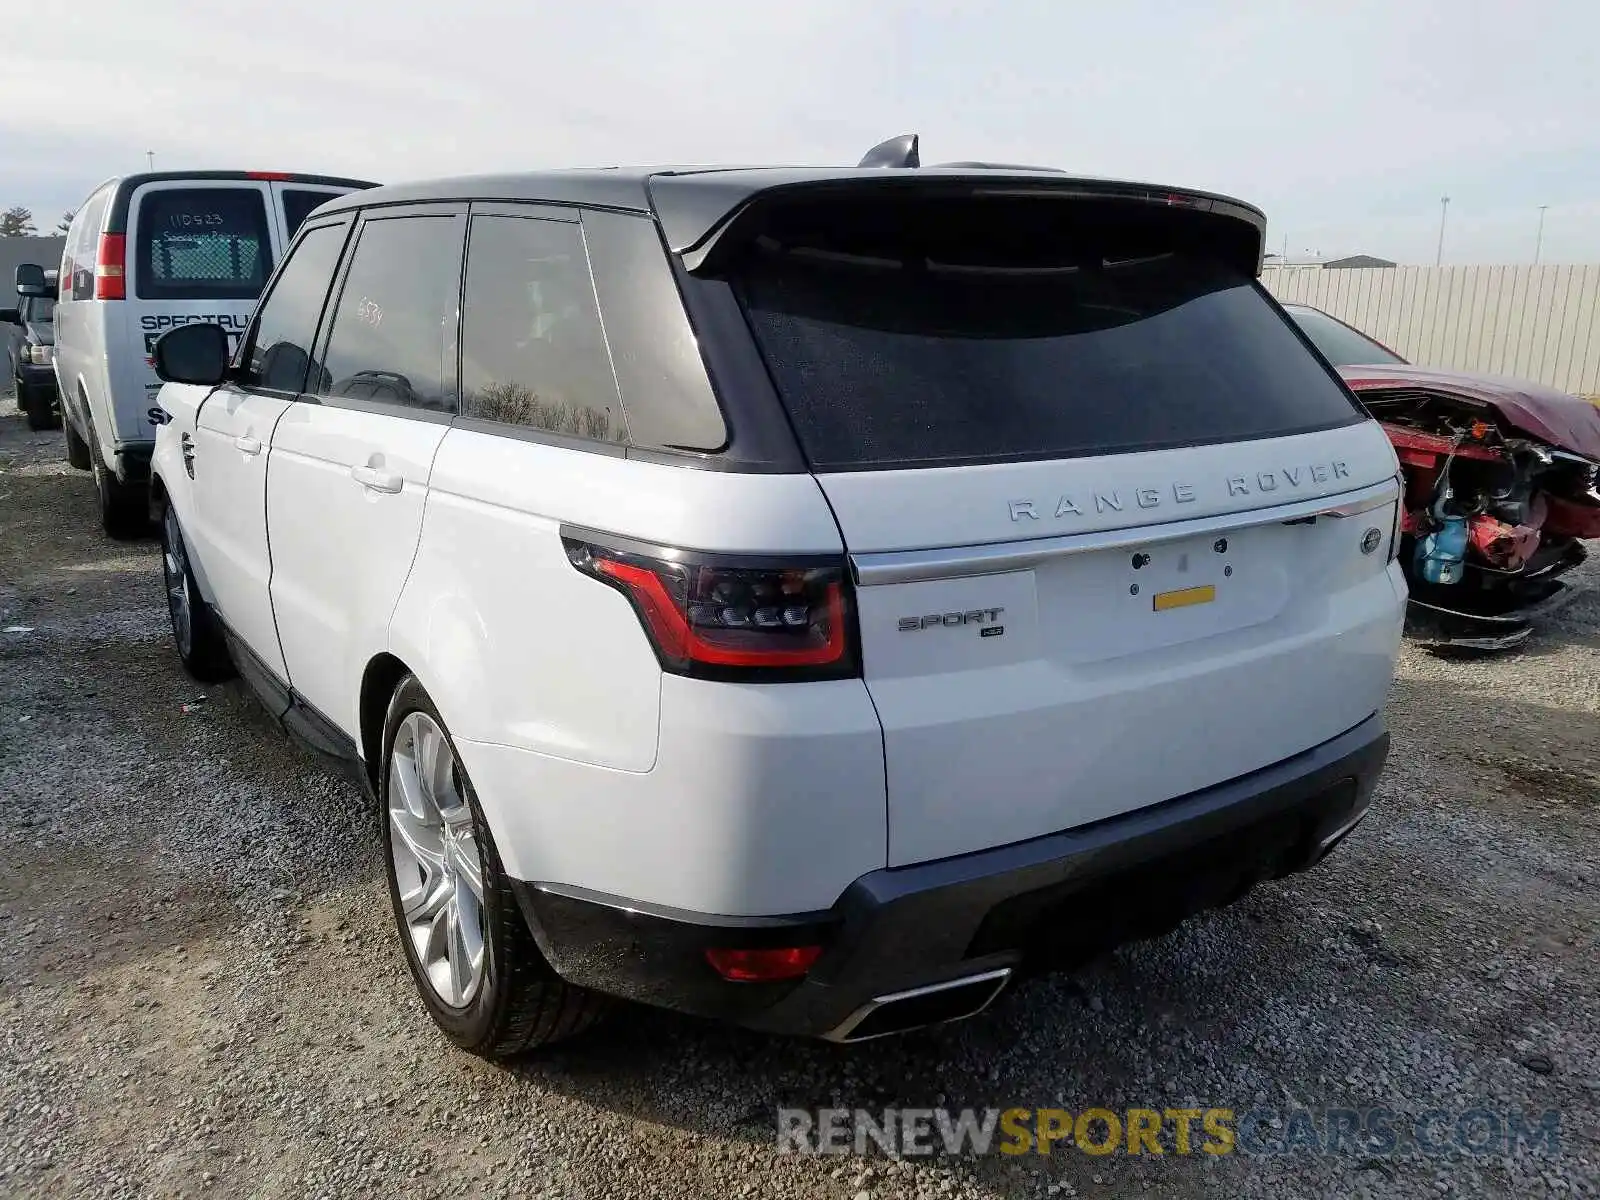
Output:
top-left (825, 967), bottom-right (1012, 1043)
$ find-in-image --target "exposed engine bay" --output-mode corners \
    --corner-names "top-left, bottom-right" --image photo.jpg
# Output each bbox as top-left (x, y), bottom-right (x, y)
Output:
top-left (1360, 387), bottom-right (1600, 650)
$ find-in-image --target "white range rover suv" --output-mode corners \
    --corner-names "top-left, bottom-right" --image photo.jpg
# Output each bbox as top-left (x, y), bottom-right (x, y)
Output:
top-left (148, 159), bottom-right (1406, 1055)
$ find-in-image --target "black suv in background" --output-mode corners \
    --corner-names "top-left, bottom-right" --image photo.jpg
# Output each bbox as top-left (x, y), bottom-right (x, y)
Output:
top-left (3, 269), bottom-right (59, 430)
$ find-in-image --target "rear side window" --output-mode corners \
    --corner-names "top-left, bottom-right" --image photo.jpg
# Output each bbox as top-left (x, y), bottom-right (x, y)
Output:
top-left (245, 223), bottom-right (347, 393)
top-left (135, 187), bottom-right (271, 301)
top-left (282, 189), bottom-right (342, 238)
top-left (459, 214), bottom-right (624, 443)
top-left (728, 195), bottom-right (1362, 470)
top-left (66, 187), bottom-right (110, 301)
top-left (316, 214), bottom-right (464, 412)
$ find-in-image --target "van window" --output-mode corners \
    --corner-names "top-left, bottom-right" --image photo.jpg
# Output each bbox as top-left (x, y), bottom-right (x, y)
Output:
top-left (245, 223), bottom-right (348, 393)
top-left (728, 194), bottom-right (1363, 470)
top-left (316, 214), bottom-right (464, 412)
top-left (459, 214), bottom-right (624, 443)
top-left (135, 187), bottom-right (272, 301)
top-left (283, 189), bottom-right (341, 238)
top-left (66, 187), bottom-right (110, 301)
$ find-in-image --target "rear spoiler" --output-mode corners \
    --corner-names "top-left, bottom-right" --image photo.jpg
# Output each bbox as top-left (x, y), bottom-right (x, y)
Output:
top-left (661, 134), bottom-right (1268, 276)
top-left (666, 176), bottom-right (1269, 278)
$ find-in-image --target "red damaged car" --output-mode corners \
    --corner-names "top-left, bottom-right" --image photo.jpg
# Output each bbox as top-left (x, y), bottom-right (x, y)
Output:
top-left (1285, 303), bottom-right (1600, 650)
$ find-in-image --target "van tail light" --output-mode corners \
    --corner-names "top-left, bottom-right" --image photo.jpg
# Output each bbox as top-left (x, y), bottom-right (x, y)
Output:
top-left (562, 532), bottom-right (858, 681)
top-left (94, 234), bottom-right (126, 300)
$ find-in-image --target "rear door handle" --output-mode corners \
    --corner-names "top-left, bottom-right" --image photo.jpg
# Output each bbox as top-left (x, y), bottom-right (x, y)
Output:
top-left (233, 435), bottom-right (262, 456)
top-left (351, 465), bottom-right (403, 494)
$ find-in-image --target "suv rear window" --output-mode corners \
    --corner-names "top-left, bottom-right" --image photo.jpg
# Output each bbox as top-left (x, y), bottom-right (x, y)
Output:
top-left (729, 195), bottom-right (1362, 470)
top-left (136, 187), bottom-right (272, 301)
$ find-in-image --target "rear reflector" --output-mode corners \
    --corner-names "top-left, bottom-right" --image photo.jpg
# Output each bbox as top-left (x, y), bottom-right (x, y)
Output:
top-left (563, 535), bottom-right (858, 681)
top-left (704, 945), bottom-right (821, 982)
top-left (94, 233), bottom-right (126, 300)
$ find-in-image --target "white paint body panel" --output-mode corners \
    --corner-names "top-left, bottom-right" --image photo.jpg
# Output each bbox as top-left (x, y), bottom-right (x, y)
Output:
top-left (267, 404), bottom-right (448, 736)
top-left (191, 387), bottom-right (293, 674)
top-left (821, 420), bottom-right (1405, 867)
top-left (390, 427), bottom-right (882, 912)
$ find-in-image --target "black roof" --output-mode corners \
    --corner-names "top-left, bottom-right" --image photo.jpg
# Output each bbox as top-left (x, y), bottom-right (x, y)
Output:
top-left (315, 166), bottom-right (1269, 267)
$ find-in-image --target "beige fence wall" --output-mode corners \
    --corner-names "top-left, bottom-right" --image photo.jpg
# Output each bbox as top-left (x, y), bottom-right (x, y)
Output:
top-left (1261, 265), bottom-right (1600, 398)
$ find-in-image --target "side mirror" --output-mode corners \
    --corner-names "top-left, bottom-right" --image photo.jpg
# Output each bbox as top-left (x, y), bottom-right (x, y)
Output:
top-left (14, 264), bottom-right (47, 297)
top-left (0, 309), bottom-right (19, 326)
top-left (153, 323), bottom-right (232, 386)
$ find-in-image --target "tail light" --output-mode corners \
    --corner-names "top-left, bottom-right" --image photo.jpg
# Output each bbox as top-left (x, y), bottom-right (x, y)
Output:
top-left (562, 532), bottom-right (858, 681)
top-left (1388, 474), bottom-right (1404, 563)
top-left (94, 234), bottom-right (126, 300)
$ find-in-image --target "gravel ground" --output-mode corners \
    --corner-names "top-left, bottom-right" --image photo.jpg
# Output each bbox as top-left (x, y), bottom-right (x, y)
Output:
top-left (1, 396), bottom-right (1596, 1200)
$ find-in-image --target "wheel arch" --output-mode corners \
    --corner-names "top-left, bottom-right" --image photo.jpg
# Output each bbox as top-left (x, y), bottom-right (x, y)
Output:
top-left (359, 652), bottom-right (414, 795)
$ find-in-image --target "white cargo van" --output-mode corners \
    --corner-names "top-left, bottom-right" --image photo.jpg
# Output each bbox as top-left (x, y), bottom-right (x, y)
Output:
top-left (51, 171), bottom-right (374, 535)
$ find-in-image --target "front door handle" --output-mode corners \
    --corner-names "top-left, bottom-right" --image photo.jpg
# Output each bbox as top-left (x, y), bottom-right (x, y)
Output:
top-left (351, 465), bottom-right (403, 494)
top-left (233, 435), bottom-right (262, 456)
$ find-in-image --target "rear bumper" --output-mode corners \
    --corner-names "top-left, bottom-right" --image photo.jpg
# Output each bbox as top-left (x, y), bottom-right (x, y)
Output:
top-left (16, 364), bottom-right (56, 399)
top-left (512, 712), bottom-right (1389, 1040)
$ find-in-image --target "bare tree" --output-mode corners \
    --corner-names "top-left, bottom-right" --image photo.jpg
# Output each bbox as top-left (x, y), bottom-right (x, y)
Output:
top-left (0, 206), bottom-right (38, 237)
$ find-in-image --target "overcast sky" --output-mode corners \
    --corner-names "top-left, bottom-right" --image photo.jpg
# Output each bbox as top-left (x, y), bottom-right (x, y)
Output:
top-left (5, 0), bottom-right (1597, 264)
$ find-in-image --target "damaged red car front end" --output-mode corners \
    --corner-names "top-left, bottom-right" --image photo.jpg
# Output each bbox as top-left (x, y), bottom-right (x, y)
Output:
top-left (1343, 365), bottom-right (1600, 649)
top-left (1282, 304), bottom-right (1600, 651)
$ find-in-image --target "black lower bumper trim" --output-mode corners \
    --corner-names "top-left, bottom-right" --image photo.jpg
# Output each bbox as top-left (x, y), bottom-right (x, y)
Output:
top-left (514, 714), bottom-right (1390, 1038)
top-left (115, 443), bottom-right (153, 485)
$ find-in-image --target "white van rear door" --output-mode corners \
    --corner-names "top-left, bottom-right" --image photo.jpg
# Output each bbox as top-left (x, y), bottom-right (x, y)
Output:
top-left (118, 180), bottom-right (277, 444)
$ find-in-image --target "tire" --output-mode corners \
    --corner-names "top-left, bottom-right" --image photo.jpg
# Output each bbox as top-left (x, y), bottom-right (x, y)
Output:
top-left (159, 501), bottom-right (235, 684)
top-left (21, 386), bottom-right (60, 432)
top-left (91, 444), bottom-right (149, 539)
top-left (381, 674), bottom-right (605, 1057)
top-left (63, 413), bottom-right (92, 470)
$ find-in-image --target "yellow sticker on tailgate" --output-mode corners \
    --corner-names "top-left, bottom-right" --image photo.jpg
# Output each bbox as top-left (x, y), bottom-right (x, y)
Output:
top-left (1152, 584), bottom-right (1216, 612)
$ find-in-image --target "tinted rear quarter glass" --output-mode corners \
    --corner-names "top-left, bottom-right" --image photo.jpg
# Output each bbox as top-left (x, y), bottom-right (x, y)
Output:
top-left (728, 194), bottom-right (1362, 470)
top-left (136, 187), bottom-right (271, 301)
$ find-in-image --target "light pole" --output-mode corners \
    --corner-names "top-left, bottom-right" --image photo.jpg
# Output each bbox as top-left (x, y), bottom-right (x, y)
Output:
top-left (147, 151), bottom-right (155, 171)
top-left (1436, 196), bottom-right (1450, 266)
top-left (1534, 205), bottom-right (1549, 265)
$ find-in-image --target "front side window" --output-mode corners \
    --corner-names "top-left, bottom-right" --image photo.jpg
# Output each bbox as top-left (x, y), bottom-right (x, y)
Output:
top-left (459, 214), bottom-right (624, 443)
top-left (316, 214), bottom-right (464, 412)
top-left (136, 186), bottom-right (272, 301)
top-left (245, 223), bottom-right (347, 393)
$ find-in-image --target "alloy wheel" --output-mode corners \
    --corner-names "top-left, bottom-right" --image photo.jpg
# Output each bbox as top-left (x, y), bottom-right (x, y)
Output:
top-left (388, 711), bottom-right (488, 1008)
top-left (162, 507), bottom-right (193, 657)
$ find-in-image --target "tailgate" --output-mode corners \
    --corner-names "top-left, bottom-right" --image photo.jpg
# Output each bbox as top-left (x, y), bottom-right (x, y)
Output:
top-left (825, 425), bottom-right (1402, 865)
top-left (715, 183), bottom-right (1406, 866)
